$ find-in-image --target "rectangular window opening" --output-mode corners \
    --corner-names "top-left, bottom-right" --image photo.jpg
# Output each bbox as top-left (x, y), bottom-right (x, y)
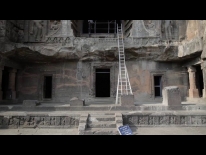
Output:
top-left (154, 76), bottom-right (162, 97)
top-left (43, 76), bottom-right (52, 99)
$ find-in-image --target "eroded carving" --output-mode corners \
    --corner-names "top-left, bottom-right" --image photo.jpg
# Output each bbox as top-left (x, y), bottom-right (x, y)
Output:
top-left (50, 20), bottom-right (61, 30)
top-left (0, 20), bottom-right (5, 30)
top-left (162, 20), bottom-right (174, 40)
top-left (29, 20), bottom-right (44, 41)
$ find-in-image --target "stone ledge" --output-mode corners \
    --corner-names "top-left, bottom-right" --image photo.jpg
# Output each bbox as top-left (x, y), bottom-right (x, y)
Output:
top-left (23, 100), bottom-right (40, 107)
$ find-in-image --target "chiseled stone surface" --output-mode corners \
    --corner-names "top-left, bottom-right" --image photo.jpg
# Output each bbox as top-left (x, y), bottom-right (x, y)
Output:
top-left (162, 86), bottom-right (181, 106)
top-left (121, 95), bottom-right (135, 106)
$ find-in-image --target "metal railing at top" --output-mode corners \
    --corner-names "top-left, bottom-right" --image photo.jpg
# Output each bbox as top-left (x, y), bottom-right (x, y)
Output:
top-left (88, 20), bottom-right (118, 34)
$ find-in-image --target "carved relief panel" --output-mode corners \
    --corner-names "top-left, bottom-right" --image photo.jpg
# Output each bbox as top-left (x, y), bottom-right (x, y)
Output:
top-left (132, 20), bottom-right (161, 38)
top-left (143, 20), bottom-right (161, 37)
top-left (24, 20), bottom-right (49, 42)
top-left (161, 20), bottom-right (179, 40)
top-left (47, 20), bottom-right (62, 37)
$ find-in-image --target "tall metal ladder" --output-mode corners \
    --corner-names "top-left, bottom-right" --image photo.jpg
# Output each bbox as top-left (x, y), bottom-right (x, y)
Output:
top-left (115, 24), bottom-right (133, 105)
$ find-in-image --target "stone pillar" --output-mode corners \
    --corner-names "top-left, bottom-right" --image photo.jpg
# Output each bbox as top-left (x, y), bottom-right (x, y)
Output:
top-left (0, 67), bottom-right (3, 100)
top-left (8, 69), bottom-right (17, 99)
top-left (201, 61), bottom-right (206, 98)
top-left (188, 66), bottom-right (199, 98)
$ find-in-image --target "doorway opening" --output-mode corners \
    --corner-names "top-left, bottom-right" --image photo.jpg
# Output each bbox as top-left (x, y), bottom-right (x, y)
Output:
top-left (154, 75), bottom-right (162, 97)
top-left (2, 67), bottom-right (10, 100)
top-left (195, 65), bottom-right (204, 97)
top-left (95, 69), bottom-right (110, 97)
top-left (43, 76), bottom-right (52, 99)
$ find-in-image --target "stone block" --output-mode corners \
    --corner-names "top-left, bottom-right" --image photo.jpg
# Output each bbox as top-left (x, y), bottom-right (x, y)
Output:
top-left (70, 97), bottom-right (85, 106)
top-left (23, 100), bottom-right (40, 107)
top-left (162, 86), bottom-right (181, 106)
top-left (121, 95), bottom-right (134, 106)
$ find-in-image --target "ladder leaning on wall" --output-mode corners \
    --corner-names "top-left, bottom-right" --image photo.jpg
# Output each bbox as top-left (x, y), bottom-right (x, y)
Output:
top-left (115, 24), bottom-right (133, 105)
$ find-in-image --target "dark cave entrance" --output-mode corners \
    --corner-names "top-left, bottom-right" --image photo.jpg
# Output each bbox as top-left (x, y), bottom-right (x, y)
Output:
top-left (95, 69), bottom-right (110, 97)
top-left (43, 76), bottom-right (52, 99)
top-left (195, 65), bottom-right (204, 97)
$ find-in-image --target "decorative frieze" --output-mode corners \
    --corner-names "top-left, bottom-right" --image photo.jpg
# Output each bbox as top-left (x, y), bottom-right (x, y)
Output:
top-left (122, 115), bottom-right (206, 126)
top-left (45, 36), bottom-right (180, 47)
top-left (0, 115), bottom-right (79, 129)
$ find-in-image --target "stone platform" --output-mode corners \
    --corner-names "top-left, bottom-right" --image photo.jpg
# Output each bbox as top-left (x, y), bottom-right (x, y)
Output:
top-left (0, 101), bottom-right (206, 134)
top-left (0, 109), bottom-right (206, 134)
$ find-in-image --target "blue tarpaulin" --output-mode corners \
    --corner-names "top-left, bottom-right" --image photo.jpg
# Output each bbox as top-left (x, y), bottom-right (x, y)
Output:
top-left (118, 124), bottom-right (133, 135)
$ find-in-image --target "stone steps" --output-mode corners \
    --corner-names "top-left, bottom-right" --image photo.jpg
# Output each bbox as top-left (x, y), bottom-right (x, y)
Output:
top-left (87, 121), bottom-right (116, 128)
top-left (84, 128), bottom-right (119, 135)
top-left (83, 113), bottom-right (118, 134)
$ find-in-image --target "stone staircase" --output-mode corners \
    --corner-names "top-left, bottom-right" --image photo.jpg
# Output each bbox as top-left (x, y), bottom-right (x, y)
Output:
top-left (80, 113), bottom-right (121, 135)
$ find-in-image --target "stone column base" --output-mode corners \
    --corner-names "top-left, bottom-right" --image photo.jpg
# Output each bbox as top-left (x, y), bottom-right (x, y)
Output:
top-left (121, 95), bottom-right (134, 106)
top-left (189, 89), bottom-right (199, 98)
top-left (203, 89), bottom-right (206, 98)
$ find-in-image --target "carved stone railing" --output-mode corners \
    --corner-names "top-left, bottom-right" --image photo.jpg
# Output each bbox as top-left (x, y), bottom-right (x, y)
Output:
top-left (45, 36), bottom-right (118, 44)
top-left (45, 36), bottom-right (181, 47)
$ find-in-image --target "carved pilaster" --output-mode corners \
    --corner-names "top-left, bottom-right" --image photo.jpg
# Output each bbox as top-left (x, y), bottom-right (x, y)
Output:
top-left (188, 66), bottom-right (199, 98)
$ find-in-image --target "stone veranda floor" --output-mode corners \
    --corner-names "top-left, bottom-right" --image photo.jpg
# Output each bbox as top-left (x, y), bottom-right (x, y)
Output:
top-left (1, 127), bottom-right (206, 135)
